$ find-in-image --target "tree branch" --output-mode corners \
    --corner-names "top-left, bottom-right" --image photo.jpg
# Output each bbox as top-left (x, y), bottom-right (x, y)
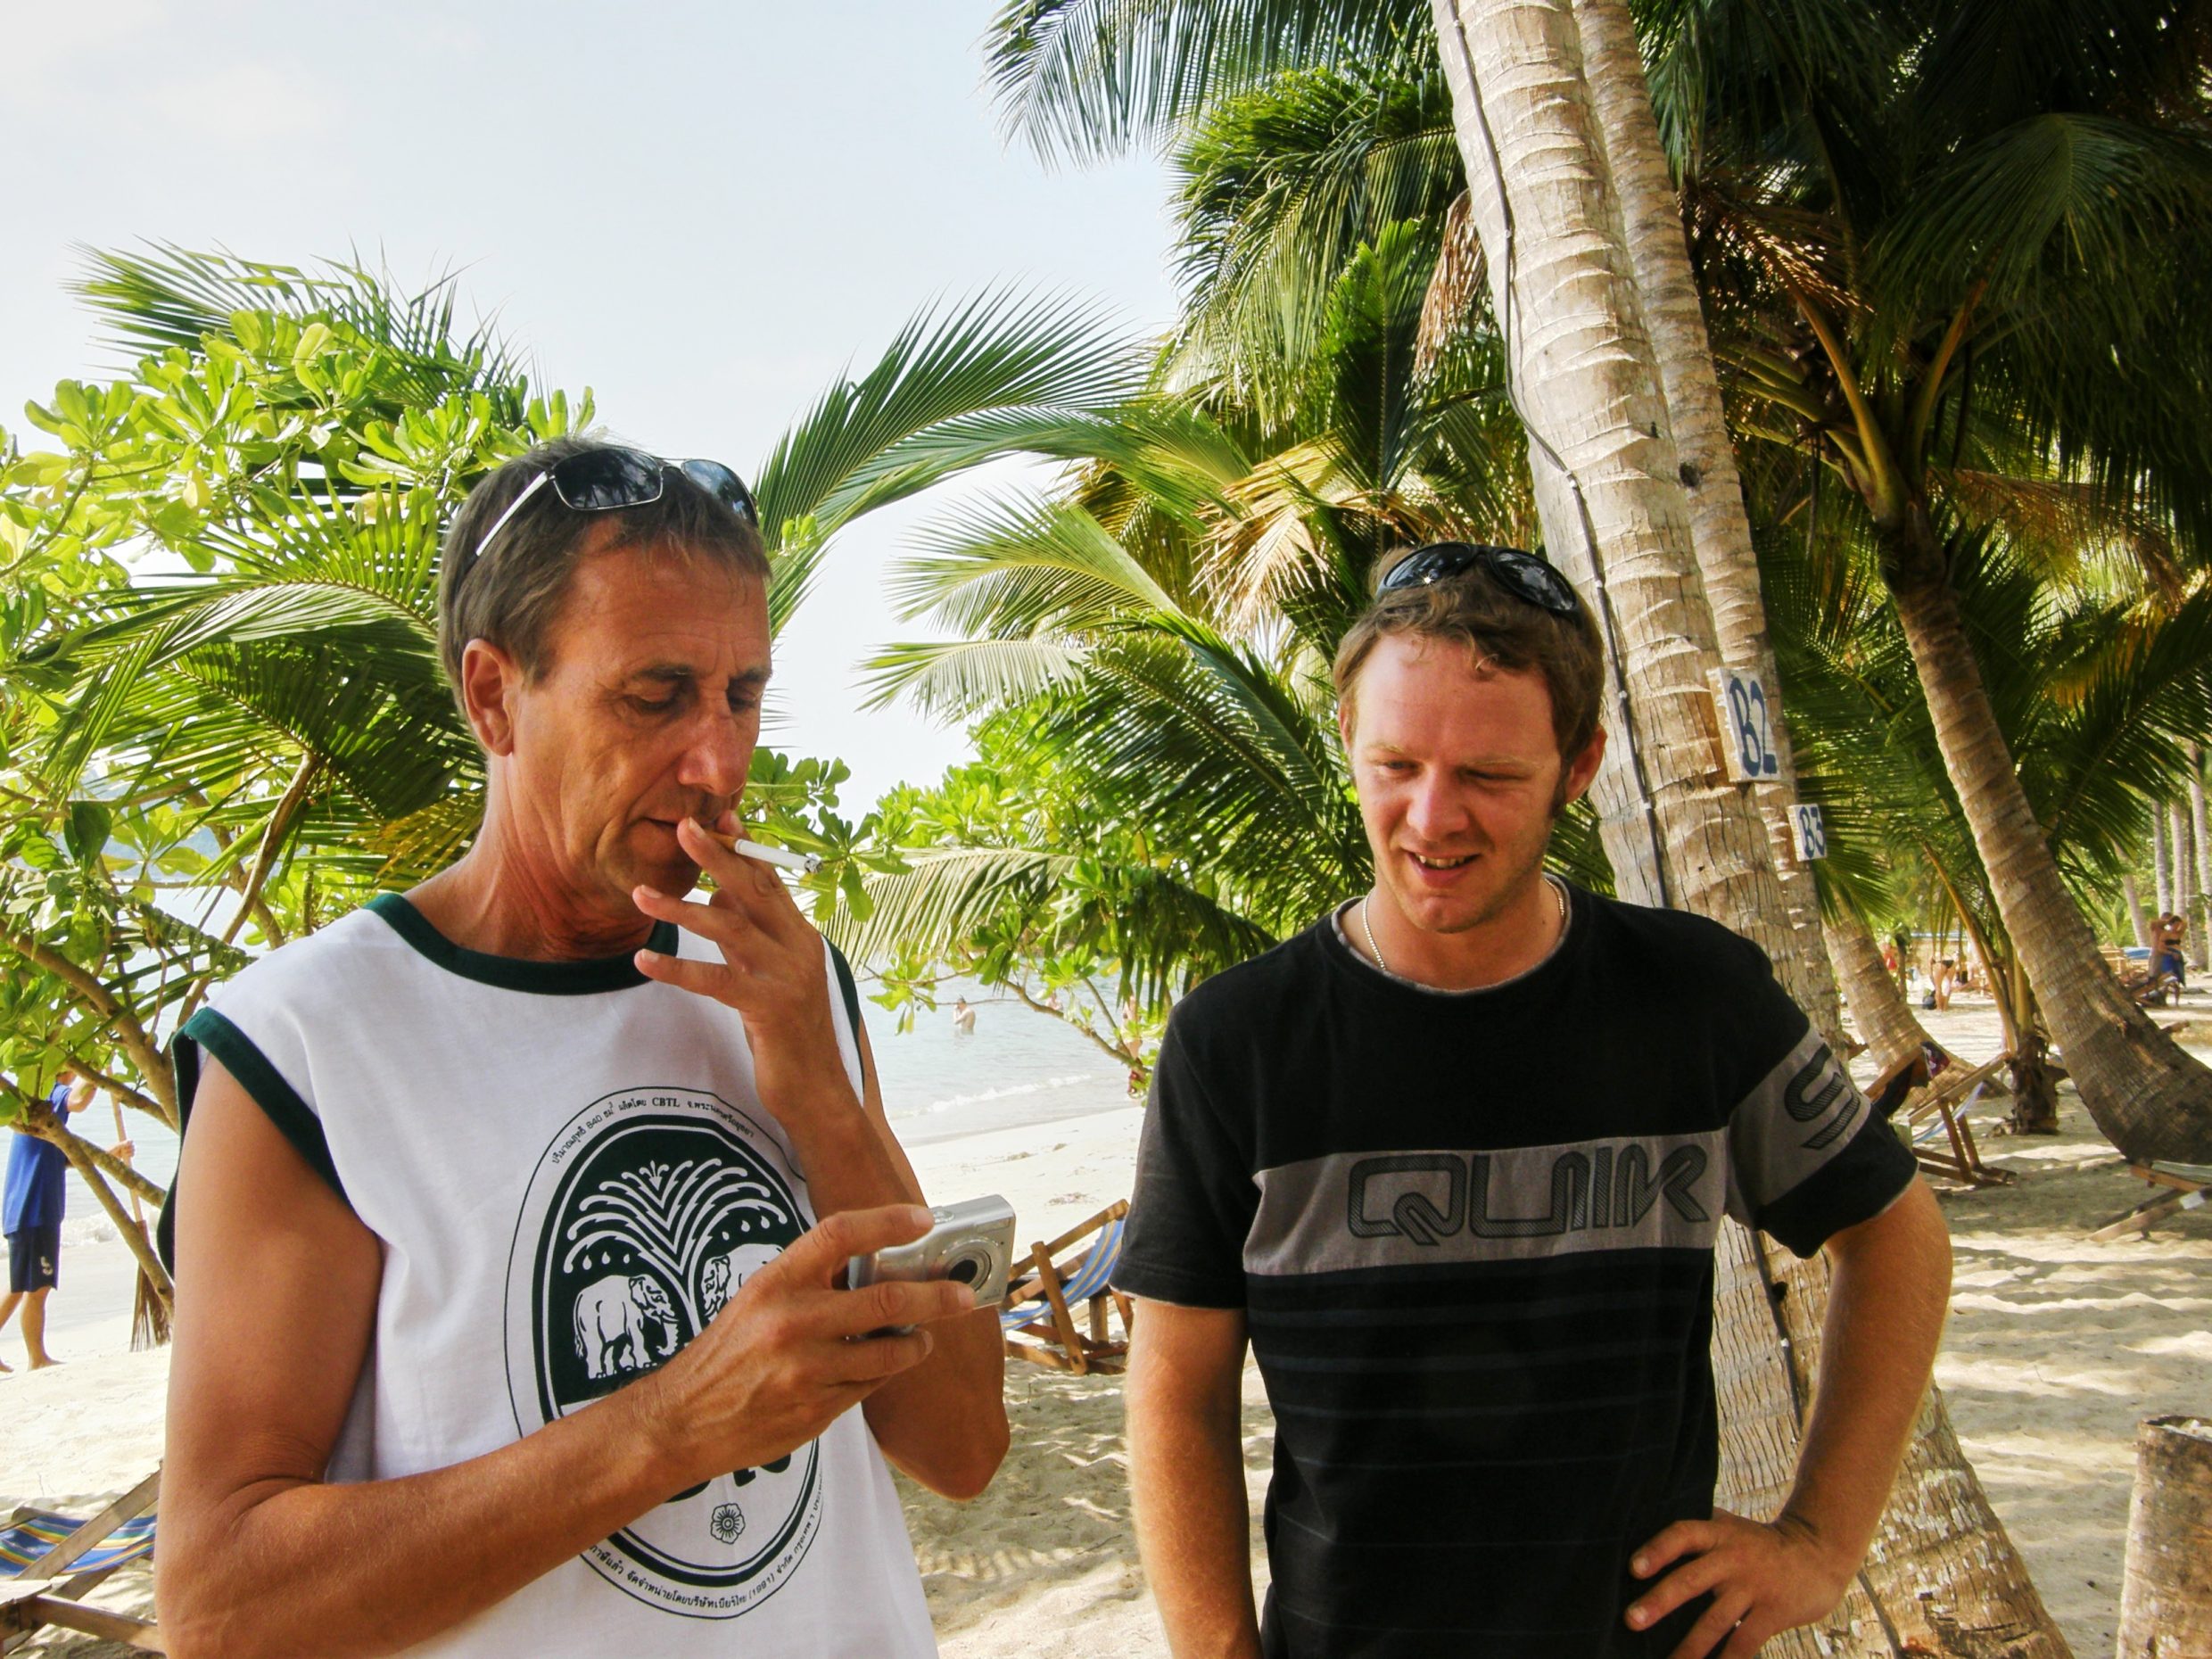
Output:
top-left (64, 1051), bottom-right (173, 1131)
top-left (1004, 979), bottom-right (1142, 1075)
top-left (7, 1082), bottom-right (168, 1209)
top-left (51, 1127), bottom-right (173, 1308)
top-left (0, 927), bottom-right (175, 1118)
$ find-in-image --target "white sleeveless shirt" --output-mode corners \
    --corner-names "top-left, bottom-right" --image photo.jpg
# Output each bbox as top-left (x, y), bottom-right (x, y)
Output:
top-left (177, 894), bottom-right (937, 1657)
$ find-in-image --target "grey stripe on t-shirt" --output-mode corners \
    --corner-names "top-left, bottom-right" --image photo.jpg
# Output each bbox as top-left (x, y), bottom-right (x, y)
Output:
top-left (1724, 1026), bottom-right (1869, 1222)
top-left (1244, 1131), bottom-right (1729, 1275)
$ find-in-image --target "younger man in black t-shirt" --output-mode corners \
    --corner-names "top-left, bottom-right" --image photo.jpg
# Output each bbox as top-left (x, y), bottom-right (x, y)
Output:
top-left (1115, 544), bottom-right (1950, 1659)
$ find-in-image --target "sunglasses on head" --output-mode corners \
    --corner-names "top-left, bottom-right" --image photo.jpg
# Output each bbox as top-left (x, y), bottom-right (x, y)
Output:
top-left (456, 446), bottom-right (761, 589)
top-left (1378, 542), bottom-right (1581, 617)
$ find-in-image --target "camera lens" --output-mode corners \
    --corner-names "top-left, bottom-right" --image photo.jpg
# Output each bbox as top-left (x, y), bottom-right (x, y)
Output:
top-left (947, 1256), bottom-right (980, 1285)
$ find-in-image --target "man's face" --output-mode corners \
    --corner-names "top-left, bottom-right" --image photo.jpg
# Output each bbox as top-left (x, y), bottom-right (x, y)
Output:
top-left (1340, 632), bottom-right (1603, 937)
top-left (480, 534), bottom-right (771, 917)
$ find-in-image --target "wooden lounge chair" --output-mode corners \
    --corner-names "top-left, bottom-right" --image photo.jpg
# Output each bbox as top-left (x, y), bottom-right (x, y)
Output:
top-left (2090, 1161), bottom-right (2212, 1242)
top-left (1001, 1201), bottom-right (1132, 1376)
top-left (0, 1466), bottom-right (162, 1653)
top-left (1878, 1052), bottom-right (2014, 1188)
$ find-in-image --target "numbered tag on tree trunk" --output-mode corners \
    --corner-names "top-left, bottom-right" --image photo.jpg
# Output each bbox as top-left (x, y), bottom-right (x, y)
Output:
top-left (1709, 667), bottom-right (1782, 782)
top-left (1787, 804), bottom-right (1828, 862)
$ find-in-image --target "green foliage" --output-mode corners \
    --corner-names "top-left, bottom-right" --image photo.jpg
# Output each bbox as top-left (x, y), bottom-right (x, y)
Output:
top-left (824, 715), bottom-right (1280, 1077)
top-left (985, 0), bottom-right (1430, 162)
top-left (1, 248), bottom-right (1140, 1174)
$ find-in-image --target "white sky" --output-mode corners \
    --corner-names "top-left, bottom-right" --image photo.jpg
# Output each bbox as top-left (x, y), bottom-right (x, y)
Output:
top-left (2, 0), bottom-right (1178, 811)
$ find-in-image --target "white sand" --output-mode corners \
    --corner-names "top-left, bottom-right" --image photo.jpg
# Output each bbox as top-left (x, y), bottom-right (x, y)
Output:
top-left (6, 999), bottom-right (2209, 1655)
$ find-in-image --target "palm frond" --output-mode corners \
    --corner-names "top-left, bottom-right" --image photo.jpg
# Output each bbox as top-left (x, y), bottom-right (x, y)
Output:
top-left (752, 287), bottom-right (1144, 631)
top-left (983, 0), bottom-right (1430, 162)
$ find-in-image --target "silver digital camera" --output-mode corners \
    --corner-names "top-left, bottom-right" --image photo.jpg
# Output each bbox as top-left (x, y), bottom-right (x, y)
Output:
top-left (848, 1194), bottom-right (1017, 1312)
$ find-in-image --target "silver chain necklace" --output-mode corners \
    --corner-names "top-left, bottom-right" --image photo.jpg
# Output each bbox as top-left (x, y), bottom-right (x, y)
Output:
top-left (1359, 879), bottom-right (1567, 982)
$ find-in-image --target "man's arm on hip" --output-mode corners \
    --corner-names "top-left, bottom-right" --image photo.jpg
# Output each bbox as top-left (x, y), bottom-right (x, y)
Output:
top-left (1127, 1296), bottom-right (1262, 1659)
top-left (1628, 1181), bottom-right (1951, 1656)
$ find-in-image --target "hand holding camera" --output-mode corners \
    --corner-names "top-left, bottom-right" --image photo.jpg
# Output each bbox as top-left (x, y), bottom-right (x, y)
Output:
top-left (623, 1202), bottom-right (978, 1494)
top-left (847, 1195), bottom-right (1018, 1327)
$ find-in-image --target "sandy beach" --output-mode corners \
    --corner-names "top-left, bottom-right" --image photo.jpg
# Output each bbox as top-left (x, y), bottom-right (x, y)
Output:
top-left (4, 994), bottom-right (2208, 1655)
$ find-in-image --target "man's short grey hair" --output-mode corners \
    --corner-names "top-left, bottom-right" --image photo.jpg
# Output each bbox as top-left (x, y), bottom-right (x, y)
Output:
top-left (436, 435), bottom-right (769, 704)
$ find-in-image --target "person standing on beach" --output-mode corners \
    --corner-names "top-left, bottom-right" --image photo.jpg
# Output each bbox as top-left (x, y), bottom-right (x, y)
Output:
top-left (158, 440), bottom-right (1007, 1657)
top-left (2154, 910), bottom-right (2189, 986)
top-left (1115, 544), bottom-right (1951, 1658)
top-left (1, 1067), bottom-right (96, 1373)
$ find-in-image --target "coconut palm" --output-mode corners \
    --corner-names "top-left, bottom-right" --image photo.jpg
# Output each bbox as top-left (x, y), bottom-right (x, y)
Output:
top-left (1762, 495), bottom-right (2212, 1127)
top-left (845, 222), bottom-right (1607, 1037)
top-left (1645, 0), bottom-right (2212, 1160)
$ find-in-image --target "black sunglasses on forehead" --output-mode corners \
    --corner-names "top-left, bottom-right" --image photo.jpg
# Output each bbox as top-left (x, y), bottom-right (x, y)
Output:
top-left (1378, 542), bottom-right (1582, 616)
top-left (453, 446), bottom-right (761, 590)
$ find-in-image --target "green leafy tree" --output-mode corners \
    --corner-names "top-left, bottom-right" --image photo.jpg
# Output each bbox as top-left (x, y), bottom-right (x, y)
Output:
top-left (0, 248), bottom-right (1149, 1322)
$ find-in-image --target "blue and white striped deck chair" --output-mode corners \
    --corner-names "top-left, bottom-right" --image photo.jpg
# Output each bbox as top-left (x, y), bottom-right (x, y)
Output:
top-left (1000, 1201), bottom-right (1133, 1375)
top-left (1899, 1053), bottom-right (2012, 1187)
top-left (1, 1465), bottom-right (162, 1652)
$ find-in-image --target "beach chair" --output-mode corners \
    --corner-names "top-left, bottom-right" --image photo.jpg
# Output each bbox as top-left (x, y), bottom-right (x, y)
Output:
top-left (1001, 1201), bottom-right (1132, 1376)
top-left (0, 1466), bottom-right (163, 1653)
top-left (2089, 1161), bottom-right (2212, 1242)
top-left (1892, 1053), bottom-right (2013, 1187)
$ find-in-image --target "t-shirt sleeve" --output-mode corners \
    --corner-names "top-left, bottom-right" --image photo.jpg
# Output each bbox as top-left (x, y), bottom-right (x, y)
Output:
top-left (1112, 1014), bottom-right (1256, 1309)
top-left (1719, 943), bottom-right (1919, 1259)
top-left (158, 989), bottom-right (349, 1275)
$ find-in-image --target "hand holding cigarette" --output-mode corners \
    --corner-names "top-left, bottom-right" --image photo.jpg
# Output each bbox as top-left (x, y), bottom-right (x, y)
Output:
top-left (706, 829), bottom-right (822, 876)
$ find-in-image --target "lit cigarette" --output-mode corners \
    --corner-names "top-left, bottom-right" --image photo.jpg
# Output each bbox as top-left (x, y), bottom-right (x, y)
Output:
top-left (719, 836), bottom-right (822, 876)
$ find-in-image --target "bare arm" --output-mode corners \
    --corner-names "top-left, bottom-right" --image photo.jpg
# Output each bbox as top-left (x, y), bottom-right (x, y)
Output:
top-left (1628, 1180), bottom-right (1952, 1657)
top-left (631, 813), bottom-right (1006, 1500)
top-left (842, 1012), bottom-right (1009, 1499)
top-left (159, 1059), bottom-right (964, 1659)
top-left (1126, 1297), bottom-right (1262, 1659)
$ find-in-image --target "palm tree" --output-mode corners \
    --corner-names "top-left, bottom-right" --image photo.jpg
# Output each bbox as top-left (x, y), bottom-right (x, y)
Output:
top-left (845, 224), bottom-right (1608, 1044)
top-left (1762, 498), bottom-right (2212, 1133)
top-left (29, 251), bottom-right (1146, 885)
top-left (1647, 0), bottom-right (2212, 1161)
top-left (1569, 0), bottom-right (1842, 1021)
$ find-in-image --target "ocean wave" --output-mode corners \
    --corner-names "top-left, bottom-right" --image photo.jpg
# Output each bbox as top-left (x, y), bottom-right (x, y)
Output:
top-left (889, 1074), bottom-right (1102, 1121)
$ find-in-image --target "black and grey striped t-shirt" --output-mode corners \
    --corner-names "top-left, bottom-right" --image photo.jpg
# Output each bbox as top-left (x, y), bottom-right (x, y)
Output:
top-left (1115, 884), bottom-right (1917, 1659)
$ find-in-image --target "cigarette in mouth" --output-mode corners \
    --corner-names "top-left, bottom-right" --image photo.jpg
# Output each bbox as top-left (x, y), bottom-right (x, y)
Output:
top-left (714, 833), bottom-right (822, 876)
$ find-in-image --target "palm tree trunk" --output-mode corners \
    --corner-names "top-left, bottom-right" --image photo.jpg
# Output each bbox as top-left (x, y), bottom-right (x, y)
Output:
top-left (2123, 873), bottom-right (2153, 948)
top-left (1429, 5), bottom-right (2070, 1651)
top-left (2172, 800), bottom-right (2201, 972)
top-left (2153, 805), bottom-right (2173, 917)
top-left (1826, 909), bottom-right (1941, 1075)
top-left (1427, 0), bottom-right (1812, 985)
top-left (1569, 0), bottom-right (1845, 1048)
top-left (1885, 545), bottom-right (2212, 1163)
top-left (2190, 745), bottom-right (2210, 971)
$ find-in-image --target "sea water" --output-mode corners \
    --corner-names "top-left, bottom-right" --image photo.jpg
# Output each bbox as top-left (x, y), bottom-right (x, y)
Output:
top-left (50, 978), bottom-right (1139, 1250)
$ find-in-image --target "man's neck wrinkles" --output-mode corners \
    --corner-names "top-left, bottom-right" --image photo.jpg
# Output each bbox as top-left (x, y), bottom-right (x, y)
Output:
top-left (416, 814), bottom-right (653, 961)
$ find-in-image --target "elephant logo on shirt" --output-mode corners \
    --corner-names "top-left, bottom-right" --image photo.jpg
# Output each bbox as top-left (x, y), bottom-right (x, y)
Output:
top-left (574, 1273), bottom-right (679, 1378)
top-left (505, 1087), bottom-right (825, 1619)
top-left (700, 1242), bottom-right (782, 1324)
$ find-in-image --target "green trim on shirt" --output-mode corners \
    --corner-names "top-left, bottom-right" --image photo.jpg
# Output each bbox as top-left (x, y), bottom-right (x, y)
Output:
top-left (177, 1007), bottom-right (346, 1203)
top-left (364, 893), bottom-right (680, 995)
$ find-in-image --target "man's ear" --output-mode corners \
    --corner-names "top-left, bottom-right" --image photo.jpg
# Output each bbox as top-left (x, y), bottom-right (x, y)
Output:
top-left (1337, 697), bottom-right (1356, 755)
top-left (1561, 724), bottom-right (1607, 806)
top-left (458, 638), bottom-right (526, 756)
